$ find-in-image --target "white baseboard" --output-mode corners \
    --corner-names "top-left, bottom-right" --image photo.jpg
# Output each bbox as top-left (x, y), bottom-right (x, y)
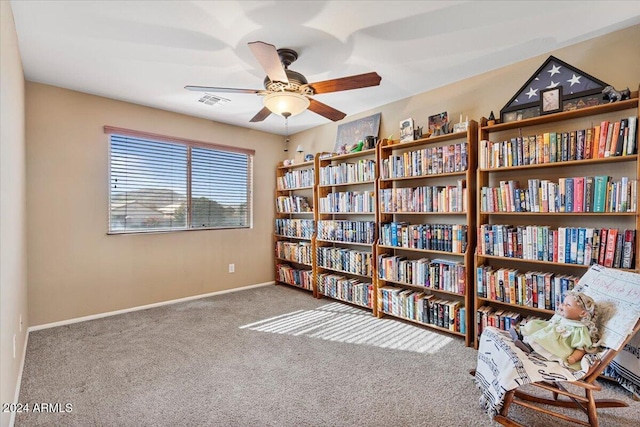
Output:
top-left (28, 281), bottom-right (274, 332)
top-left (9, 331), bottom-right (29, 427)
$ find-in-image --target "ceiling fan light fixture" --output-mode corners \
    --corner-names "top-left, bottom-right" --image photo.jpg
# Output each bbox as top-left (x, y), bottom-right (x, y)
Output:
top-left (263, 92), bottom-right (309, 117)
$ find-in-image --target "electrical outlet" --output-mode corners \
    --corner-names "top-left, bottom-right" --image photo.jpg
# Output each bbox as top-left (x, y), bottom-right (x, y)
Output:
top-left (228, 263), bottom-right (235, 273)
top-left (13, 334), bottom-right (16, 359)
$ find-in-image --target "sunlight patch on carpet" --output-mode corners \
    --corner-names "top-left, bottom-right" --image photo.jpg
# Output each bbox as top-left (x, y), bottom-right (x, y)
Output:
top-left (239, 302), bottom-right (452, 354)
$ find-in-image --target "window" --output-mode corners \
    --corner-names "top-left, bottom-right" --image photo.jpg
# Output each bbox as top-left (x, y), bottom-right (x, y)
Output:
top-left (106, 127), bottom-right (253, 234)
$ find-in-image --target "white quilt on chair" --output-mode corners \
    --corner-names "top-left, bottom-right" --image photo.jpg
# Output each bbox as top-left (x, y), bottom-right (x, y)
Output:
top-left (475, 326), bottom-right (596, 417)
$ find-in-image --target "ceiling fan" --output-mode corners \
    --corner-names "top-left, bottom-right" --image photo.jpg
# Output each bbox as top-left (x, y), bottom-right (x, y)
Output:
top-left (185, 41), bottom-right (382, 123)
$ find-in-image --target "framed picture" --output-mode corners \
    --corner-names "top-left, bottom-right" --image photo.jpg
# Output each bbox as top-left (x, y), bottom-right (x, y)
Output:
top-left (400, 118), bottom-right (414, 143)
top-left (540, 86), bottom-right (563, 115)
top-left (428, 111), bottom-right (449, 136)
top-left (334, 113), bottom-right (381, 153)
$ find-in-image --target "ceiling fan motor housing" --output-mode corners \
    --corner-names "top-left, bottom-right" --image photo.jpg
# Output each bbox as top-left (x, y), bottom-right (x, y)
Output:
top-left (263, 69), bottom-right (310, 93)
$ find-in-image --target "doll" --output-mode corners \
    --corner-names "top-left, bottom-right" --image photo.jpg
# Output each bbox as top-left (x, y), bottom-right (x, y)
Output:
top-left (510, 290), bottom-right (599, 369)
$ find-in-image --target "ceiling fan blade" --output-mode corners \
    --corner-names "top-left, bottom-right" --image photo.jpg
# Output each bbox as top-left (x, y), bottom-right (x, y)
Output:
top-left (308, 98), bottom-right (346, 122)
top-left (185, 85), bottom-right (261, 94)
top-left (308, 72), bottom-right (382, 95)
top-left (249, 106), bottom-right (272, 123)
top-left (248, 41), bottom-right (289, 84)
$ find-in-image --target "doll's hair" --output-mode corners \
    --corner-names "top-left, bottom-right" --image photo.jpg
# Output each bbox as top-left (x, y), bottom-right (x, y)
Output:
top-left (567, 290), bottom-right (600, 344)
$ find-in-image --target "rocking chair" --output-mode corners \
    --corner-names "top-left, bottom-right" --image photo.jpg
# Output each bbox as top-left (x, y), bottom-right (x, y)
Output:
top-left (475, 265), bottom-right (640, 427)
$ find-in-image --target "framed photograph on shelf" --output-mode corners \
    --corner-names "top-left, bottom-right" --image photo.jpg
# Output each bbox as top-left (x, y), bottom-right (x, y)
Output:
top-left (540, 86), bottom-right (563, 115)
top-left (400, 118), bottom-right (414, 143)
top-left (333, 112), bottom-right (381, 154)
top-left (428, 112), bottom-right (449, 136)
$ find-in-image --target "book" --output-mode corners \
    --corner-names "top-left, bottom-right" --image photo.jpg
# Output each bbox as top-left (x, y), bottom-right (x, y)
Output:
top-left (604, 121), bottom-right (618, 157)
top-left (598, 121), bottom-right (609, 158)
top-left (604, 228), bottom-right (618, 268)
top-left (584, 176), bottom-right (594, 212)
top-left (614, 119), bottom-right (627, 156)
top-left (627, 116), bottom-right (637, 155)
top-left (592, 125), bottom-right (601, 159)
top-left (569, 131), bottom-right (576, 161)
top-left (565, 177), bottom-right (574, 212)
top-left (573, 176), bottom-right (585, 212)
top-left (584, 128), bottom-right (593, 159)
top-left (613, 231), bottom-right (624, 268)
top-left (598, 229), bottom-right (608, 265)
top-left (576, 129), bottom-right (585, 160)
top-left (592, 175), bottom-right (610, 213)
top-left (622, 229), bottom-right (636, 269)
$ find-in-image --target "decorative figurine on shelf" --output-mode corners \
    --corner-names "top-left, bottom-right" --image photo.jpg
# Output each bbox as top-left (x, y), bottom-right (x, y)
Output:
top-left (487, 111), bottom-right (496, 126)
top-left (602, 85), bottom-right (631, 103)
top-left (413, 126), bottom-right (423, 140)
top-left (509, 291), bottom-right (600, 369)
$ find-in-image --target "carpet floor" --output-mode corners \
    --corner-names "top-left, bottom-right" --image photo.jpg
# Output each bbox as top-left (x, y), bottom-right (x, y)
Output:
top-left (16, 284), bottom-right (640, 426)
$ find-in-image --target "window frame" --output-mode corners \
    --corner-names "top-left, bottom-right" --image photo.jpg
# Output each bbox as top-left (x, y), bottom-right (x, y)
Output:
top-left (105, 126), bottom-right (254, 235)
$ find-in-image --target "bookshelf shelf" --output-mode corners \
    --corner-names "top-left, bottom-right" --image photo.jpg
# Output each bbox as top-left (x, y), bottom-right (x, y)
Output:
top-left (316, 265), bottom-right (372, 279)
top-left (276, 257), bottom-right (313, 267)
top-left (377, 122), bottom-right (477, 346)
top-left (479, 154), bottom-right (637, 172)
top-left (318, 180), bottom-right (376, 188)
top-left (381, 211), bottom-right (468, 215)
top-left (475, 88), bottom-right (640, 347)
top-left (377, 310), bottom-right (466, 337)
top-left (274, 160), bottom-right (317, 297)
top-left (476, 297), bottom-right (554, 315)
top-left (380, 171), bottom-right (468, 181)
top-left (273, 234), bottom-right (312, 241)
top-left (377, 244), bottom-right (466, 256)
top-left (476, 254), bottom-right (592, 268)
top-left (315, 239), bottom-right (375, 247)
top-left (378, 277), bottom-right (465, 297)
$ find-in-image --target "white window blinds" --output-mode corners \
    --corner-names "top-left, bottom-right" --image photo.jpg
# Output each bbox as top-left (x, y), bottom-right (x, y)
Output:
top-left (108, 129), bottom-right (252, 234)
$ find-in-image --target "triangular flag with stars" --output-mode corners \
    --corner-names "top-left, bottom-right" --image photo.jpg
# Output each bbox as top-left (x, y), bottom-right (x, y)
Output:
top-left (500, 56), bottom-right (609, 122)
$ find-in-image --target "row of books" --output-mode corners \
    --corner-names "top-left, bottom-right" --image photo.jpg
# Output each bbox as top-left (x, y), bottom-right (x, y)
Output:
top-left (275, 218), bottom-right (314, 239)
top-left (378, 286), bottom-right (466, 333)
top-left (317, 273), bottom-right (373, 308)
top-left (379, 222), bottom-right (468, 254)
top-left (317, 220), bottom-right (376, 244)
top-left (316, 247), bottom-right (373, 277)
top-left (276, 264), bottom-right (313, 291)
top-left (476, 307), bottom-right (541, 337)
top-left (318, 191), bottom-right (376, 213)
top-left (377, 255), bottom-right (466, 294)
top-left (277, 168), bottom-right (314, 190)
top-left (478, 116), bottom-right (638, 169)
top-left (380, 142), bottom-right (469, 179)
top-left (481, 176), bottom-right (637, 213)
top-left (476, 265), bottom-right (579, 311)
top-left (379, 180), bottom-right (467, 213)
top-left (477, 224), bottom-right (636, 269)
top-left (275, 241), bottom-right (313, 265)
top-left (319, 159), bottom-right (376, 186)
top-left (275, 195), bottom-right (312, 213)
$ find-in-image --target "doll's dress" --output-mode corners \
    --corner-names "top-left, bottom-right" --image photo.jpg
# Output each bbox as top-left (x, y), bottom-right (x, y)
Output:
top-left (521, 314), bottom-right (593, 369)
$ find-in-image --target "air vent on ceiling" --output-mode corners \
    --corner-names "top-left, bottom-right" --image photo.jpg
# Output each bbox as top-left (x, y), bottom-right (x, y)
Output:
top-left (197, 93), bottom-right (230, 107)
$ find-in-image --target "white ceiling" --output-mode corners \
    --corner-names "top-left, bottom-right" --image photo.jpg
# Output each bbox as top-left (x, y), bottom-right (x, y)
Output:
top-left (10, 1), bottom-right (640, 135)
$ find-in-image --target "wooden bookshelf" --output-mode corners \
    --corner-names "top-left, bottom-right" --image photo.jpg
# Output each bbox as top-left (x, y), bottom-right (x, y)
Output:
top-left (376, 122), bottom-right (478, 346)
top-left (474, 87), bottom-right (640, 347)
top-left (314, 149), bottom-right (378, 311)
top-left (274, 160), bottom-right (316, 294)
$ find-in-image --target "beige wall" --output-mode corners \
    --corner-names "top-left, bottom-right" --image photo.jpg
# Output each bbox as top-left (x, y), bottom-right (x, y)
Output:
top-left (26, 83), bottom-right (284, 326)
top-left (1, 1), bottom-right (28, 425)
top-left (291, 24), bottom-right (640, 154)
